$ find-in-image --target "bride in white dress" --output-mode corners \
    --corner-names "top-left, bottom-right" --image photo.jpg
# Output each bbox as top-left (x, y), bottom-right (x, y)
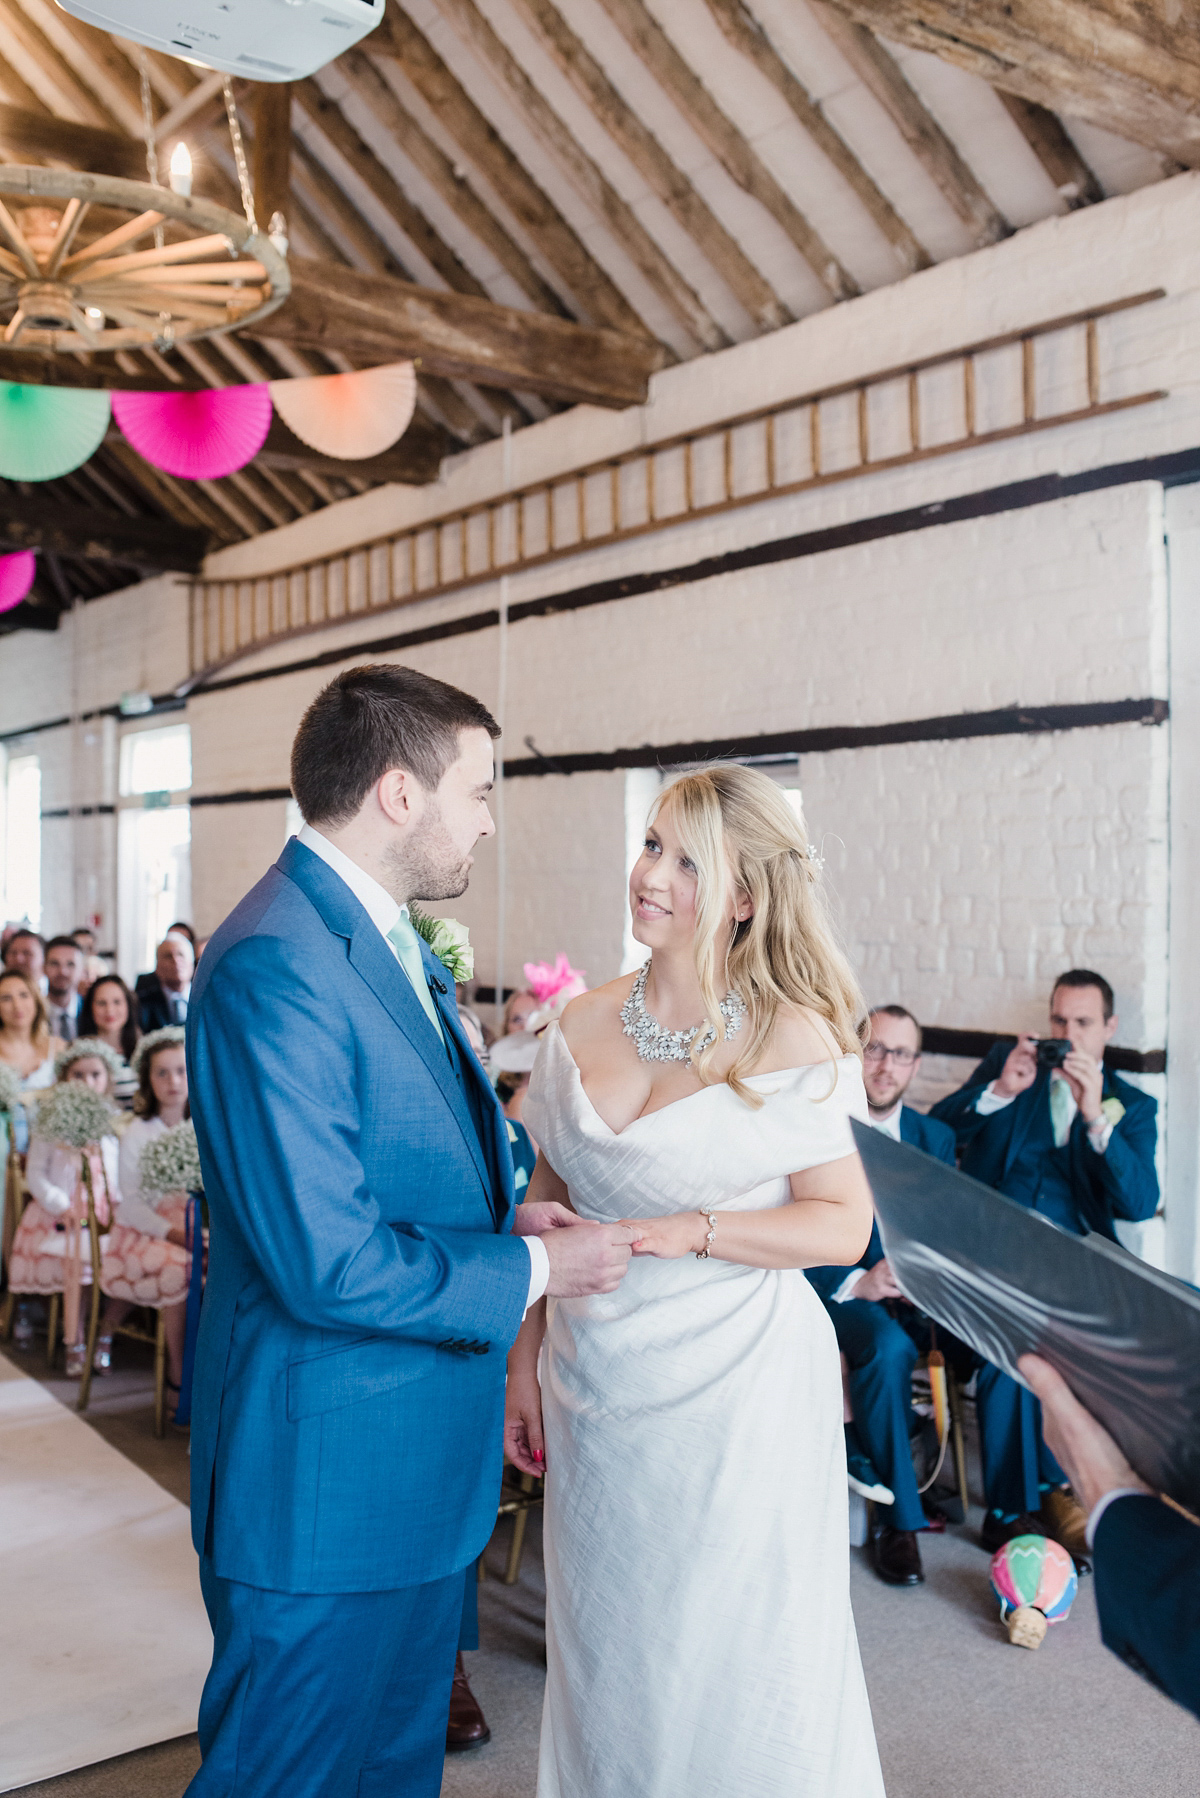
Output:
top-left (507, 764), bottom-right (885, 1797)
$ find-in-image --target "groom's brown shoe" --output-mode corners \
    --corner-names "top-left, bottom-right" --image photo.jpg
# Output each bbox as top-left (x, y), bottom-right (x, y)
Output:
top-left (446, 1653), bottom-right (491, 1752)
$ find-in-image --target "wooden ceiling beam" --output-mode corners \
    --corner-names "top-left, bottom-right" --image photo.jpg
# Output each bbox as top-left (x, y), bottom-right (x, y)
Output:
top-left (817, 0), bottom-right (1200, 166)
top-left (246, 255), bottom-right (665, 407)
top-left (338, 48), bottom-right (569, 318)
top-left (103, 438), bottom-right (241, 541)
top-left (293, 77), bottom-right (490, 298)
top-left (591, 0), bottom-right (858, 301)
top-left (32, 3), bottom-right (147, 137)
top-left (506, 0), bottom-right (795, 328)
top-left (258, 414), bottom-right (446, 485)
top-left (0, 0), bottom-right (112, 127)
top-left (0, 101), bottom-right (144, 175)
top-left (705, 0), bottom-right (929, 274)
top-left (252, 81), bottom-right (293, 231)
top-left (809, 3), bottom-right (1008, 244)
top-left (431, 0), bottom-right (725, 351)
top-left (375, 6), bottom-right (651, 339)
top-left (994, 92), bottom-right (1104, 207)
top-left (0, 492), bottom-right (209, 568)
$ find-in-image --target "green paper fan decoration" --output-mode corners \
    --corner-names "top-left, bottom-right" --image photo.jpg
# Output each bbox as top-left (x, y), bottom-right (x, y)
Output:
top-left (0, 382), bottom-right (111, 482)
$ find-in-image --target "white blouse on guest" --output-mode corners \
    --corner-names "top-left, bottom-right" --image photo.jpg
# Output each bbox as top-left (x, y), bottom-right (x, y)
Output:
top-left (115, 1115), bottom-right (174, 1241)
top-left (26, 1134), bottom-right (121, 1216)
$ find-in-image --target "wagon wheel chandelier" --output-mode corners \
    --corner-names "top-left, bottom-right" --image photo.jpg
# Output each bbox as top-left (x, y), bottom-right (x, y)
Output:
top-left (0, 76), bottom-right (289, 360)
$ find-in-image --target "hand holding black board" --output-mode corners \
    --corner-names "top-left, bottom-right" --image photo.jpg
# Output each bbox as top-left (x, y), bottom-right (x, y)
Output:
top-left (850, 1118), bottom-right (1200, 1515)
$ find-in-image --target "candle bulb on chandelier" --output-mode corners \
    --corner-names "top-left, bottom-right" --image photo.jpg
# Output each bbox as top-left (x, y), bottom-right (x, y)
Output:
top-left (168, 141), bottom-right (193, 197)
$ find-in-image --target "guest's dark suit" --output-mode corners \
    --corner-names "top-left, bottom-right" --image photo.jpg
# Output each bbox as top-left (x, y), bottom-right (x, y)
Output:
top-left (807, 1106), bottom-right (956, 1531)
top-left (135, 972), bottom-right (187, 1033)
top-left (932, 1045), bottom-right (1159, 1516)
top-left (1094, 1494), bottom-right (1200, 1720)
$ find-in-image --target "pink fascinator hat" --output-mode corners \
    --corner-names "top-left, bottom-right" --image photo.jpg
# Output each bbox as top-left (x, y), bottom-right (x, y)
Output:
top-left (524, 954), bottom-right (587, 1032)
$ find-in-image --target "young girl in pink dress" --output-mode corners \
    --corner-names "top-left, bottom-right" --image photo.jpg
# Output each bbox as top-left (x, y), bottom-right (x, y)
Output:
top-left (8, 1038), bottom-right (122, 1377)
top-left (98, 1027), bottom-right (192, 1395)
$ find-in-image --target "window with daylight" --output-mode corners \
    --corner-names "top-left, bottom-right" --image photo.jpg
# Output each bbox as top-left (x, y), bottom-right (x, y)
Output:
top-left (117, 724), bottom-right (192, 982)
top-left (120, 723), bottom-right (192, 798)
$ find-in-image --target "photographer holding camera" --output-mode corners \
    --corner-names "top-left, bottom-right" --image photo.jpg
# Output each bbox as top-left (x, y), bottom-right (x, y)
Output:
top-left (932, 970), bottom-right (1159, 1560)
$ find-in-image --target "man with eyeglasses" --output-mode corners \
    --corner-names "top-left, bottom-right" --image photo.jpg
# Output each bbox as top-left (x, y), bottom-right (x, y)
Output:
top-left (807, 1005), bottom-right (956, 1588)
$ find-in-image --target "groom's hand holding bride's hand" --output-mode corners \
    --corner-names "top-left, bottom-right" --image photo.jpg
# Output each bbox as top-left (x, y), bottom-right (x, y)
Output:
top-left (512, 1200), bottom-right (639, 1295)
top-left (512, 1202), bottom-right (586, 1237)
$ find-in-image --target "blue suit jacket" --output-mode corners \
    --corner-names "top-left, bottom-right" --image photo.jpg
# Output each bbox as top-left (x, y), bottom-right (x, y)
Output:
top-left (806, 1105), bottom-right (956, 1302)
top-left (929, 1042), bottom-right (1158, 1240)
top-left (187, 839), bottom-right (531, 1594)
top-left (1094, 1494), bottom-right (1200, 1719)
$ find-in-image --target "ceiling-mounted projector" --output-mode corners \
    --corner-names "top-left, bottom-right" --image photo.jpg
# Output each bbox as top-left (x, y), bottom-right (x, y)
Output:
top-left (54, 0), bottom-right (384, 81)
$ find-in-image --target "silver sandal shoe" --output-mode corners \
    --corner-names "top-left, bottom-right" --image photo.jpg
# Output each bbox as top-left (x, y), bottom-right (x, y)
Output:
top-left (93, 1335), bottom-right (113, 1374)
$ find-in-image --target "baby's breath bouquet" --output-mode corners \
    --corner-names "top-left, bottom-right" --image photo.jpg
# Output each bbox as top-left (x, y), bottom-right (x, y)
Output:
top-left (36, 1083), bottom-right (116, 1149)
top-left (139, 1120), bottom-right (203, 1196)
top-left (409, 907), bottom-right (473, 983)
top-left (0, 1061), bottom-right (21, 1115)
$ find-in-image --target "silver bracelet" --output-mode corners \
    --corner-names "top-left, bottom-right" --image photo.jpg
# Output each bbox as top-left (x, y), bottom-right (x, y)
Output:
top-left (696, 1209), bottom-right (717, 1260)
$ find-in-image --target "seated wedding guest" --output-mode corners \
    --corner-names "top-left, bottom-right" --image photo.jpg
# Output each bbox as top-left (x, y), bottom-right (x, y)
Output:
top-left (1020, 1354), bottom-right (1200, 1719)
top-left (502, 989), bottom-right (539, 1034)
top-left (932, 970), bottom-right (1159, 1560)
top-left (71, 927), bottom-right (96, 957)
top-left (44, 936), bottom-right (85, 1042)
top-left (0, 968), bottom-right (63, 1092)
top-left (167, 919), bottom-right (197, 949)
top-left (9, 1039), bottom-right (122, 1377)
top-left (98, 1026), bottom-right (192, 1392)
top-left (136, 932), bottom-right (194, 1031)
top-left (457, 1005), bottom-right (490, 1066)
top-left (490, 1033), bottom-right (540, 1194)
top-left (807, 1004), bottom-right (956, 1587)
top-left (4, 928), bottom-right (45, 987)
top-left (79, 974), bottom-right (140, 1108)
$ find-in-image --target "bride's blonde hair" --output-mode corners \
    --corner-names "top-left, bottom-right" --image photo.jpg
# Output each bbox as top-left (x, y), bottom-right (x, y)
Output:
top-left (649, 764), bottom-right (866, 1105)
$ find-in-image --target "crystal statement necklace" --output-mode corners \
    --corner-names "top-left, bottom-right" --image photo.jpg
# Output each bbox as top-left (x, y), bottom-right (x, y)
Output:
top-left (620, 961), bottom-right (747, 1063)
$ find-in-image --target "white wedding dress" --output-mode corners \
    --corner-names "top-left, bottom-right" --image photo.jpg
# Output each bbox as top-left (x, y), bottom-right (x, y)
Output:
top-left (525, 1022), bottom-right (884, 1798)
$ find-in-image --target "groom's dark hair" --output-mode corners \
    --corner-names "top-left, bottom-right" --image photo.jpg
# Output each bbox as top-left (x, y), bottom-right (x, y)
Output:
top-left (291, 663), bottom-right (500, 826)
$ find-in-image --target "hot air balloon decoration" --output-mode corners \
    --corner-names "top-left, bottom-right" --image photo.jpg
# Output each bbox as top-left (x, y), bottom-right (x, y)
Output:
top-left (990, 1534), bottom-right (1078, 1649)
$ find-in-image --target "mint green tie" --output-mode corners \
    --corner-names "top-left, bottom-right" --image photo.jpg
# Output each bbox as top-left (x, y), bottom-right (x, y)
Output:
top-left (1049, 1076), bottom-right (1073, 1149)
top-left (386, 911), bottom-right (445, 1042)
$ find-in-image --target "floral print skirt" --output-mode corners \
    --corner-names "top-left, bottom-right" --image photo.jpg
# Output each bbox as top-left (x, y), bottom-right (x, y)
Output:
top-left (100, 1197), bottom-right (191, 1308)
top-left (9, 1202), bottom-right (95, 1294)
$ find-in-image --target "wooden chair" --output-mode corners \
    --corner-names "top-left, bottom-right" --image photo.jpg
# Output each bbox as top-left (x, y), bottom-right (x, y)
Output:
top-left (107, 1306), bottom-right (170, 1437)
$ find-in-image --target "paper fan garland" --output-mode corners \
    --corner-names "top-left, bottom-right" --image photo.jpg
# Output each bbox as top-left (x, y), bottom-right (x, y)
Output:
top-left (269, 362), bottom-right (417, 461)
top-left (0, 382), bottom-right (111, 482)
top-left (0, 550), bottom-right (35, 613)
top-left (112, 385), bottom-right (273, 480)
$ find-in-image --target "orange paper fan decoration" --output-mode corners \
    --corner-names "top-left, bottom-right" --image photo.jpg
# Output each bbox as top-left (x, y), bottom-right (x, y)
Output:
top-left (268, 362), bottom-right (417, 461)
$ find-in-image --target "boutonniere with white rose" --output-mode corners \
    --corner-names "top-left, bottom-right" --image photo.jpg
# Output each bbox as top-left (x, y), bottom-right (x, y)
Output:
top-left (409, 907), bottom-right (474, 983)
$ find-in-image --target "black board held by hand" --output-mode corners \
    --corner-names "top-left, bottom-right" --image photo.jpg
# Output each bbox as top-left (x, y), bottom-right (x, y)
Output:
top-left (850, 1119), bottom-right (1200, 1517)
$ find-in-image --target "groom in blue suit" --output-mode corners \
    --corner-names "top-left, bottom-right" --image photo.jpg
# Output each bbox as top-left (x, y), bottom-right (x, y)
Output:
top-left (185, 664), bottom-right (634, 1798)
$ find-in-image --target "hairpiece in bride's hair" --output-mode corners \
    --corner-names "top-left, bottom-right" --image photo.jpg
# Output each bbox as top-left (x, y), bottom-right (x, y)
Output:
top-left (805, 843), bottom-right (826, 874)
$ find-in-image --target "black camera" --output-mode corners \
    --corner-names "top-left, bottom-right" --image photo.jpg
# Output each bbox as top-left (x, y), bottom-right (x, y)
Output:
top-left (1035, 1037), bottom-right (1072, 1069)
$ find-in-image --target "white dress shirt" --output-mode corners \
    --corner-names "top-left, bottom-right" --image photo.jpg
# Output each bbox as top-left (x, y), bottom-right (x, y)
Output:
top-left (297, 824), bottom-right (548, 1308)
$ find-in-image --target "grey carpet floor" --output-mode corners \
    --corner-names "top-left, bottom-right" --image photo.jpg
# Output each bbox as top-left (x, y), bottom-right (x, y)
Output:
top-left (6, 1339), bottom-right (1195, 1797)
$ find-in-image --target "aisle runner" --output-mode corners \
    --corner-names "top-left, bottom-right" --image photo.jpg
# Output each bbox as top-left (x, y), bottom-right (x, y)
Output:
top-left (0, 1359), bottom-right (211, 1791)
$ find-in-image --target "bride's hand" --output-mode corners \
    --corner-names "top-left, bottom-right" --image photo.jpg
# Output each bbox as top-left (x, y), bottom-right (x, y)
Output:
top-left (505, 1376), bottom-right (546, 1477)
top-left (618, 1214), bottom-right (706, 1259)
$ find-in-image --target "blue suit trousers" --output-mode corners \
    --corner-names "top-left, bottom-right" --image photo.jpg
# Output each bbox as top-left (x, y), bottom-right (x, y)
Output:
top-left (833, 1299), bottom-right (924, 1533)
top-left (187, 1558), bottom-right (464, 1798)
top-left (976, 1363), bottom-right (1066, 1517)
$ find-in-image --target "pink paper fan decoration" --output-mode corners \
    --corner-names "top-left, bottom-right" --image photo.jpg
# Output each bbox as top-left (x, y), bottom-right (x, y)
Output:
top-left (0, 550), bottom-right (36, 613)
top-left (269, 362), bottom-right (417, 461)
top-left (112, 385), bottom-right (273, 480)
